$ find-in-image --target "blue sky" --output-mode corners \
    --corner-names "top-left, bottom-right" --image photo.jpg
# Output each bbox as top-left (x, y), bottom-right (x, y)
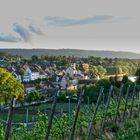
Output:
top-left (0, 0), bottom-right (140, 53)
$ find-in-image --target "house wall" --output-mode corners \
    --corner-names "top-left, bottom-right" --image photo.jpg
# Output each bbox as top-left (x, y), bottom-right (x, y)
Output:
top-left (31, 72), bottom-right (40, 80)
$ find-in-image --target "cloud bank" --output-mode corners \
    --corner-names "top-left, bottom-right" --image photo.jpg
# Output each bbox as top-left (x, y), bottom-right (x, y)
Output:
top-left (0, 22), bottom-right (45, 43)
top-left (44, 15), bottom-right (114, 27)
top-left (0, 15), bottom-right (129, 44)
top-left (28, 24), bottom-right (44, 35)
top-left (0, 33), bottom-right (21, 42)
top-left (13, 23), bottom-right (31, 42)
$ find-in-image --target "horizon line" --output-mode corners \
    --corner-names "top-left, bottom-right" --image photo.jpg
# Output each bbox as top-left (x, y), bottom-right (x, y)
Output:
top-left (0, 47), bottom-right (140, 54)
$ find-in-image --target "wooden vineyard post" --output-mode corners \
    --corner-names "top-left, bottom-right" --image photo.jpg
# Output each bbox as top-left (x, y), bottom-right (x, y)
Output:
top-left (122, 85), bottom-right (130, 121)
top-left (129, 84), bottom-right (136, 118)
top-left (68, 98), bottom-right (71, 126)
top-left (87, 87), bottom-right (104, 140)
top-left (87, 96), bottom-right (90, 113)
top-left (138, 92), bottom-right (140, 114)
top-left (100, 86), bottom-right (113, 134)
top-left (69, 90), bottom-right (84, 140)
top-left (44, 89), bottom-right (58, 140)
top-left (26, 108), bottom-right (29, 132)
top-left (114, 84), bottom-right (124, 124)
top-left (4, 97), bottom-right (14, 140)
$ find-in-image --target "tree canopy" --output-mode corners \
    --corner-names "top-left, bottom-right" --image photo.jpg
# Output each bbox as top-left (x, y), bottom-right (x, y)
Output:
top-left (0, 68), bottom-right (24, 104)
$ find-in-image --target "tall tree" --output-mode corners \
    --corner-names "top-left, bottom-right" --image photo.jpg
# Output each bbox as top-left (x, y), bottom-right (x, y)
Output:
top-left (0, 68), bottom-right (24, 140)
top-left (97, 65), bottom-right (106, 78)
top-left (89, 66), bottom-right (98, 78)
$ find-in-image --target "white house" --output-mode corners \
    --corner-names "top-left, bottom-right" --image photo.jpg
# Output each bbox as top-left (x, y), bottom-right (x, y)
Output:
top-left (31, 72), bottom-right (40, 80)
top-left (66, 67), bottom-right (75, 77)
top-left (61, 76), bottom-right (67, 89)
top-left (22, 65), bottom-right (40, 82)
top-left (23, 66), bottom-right (32, 82)
top-left (20, 65), bottom-right (47, 82)
top-left (76, 70), bottom-right (81, 76)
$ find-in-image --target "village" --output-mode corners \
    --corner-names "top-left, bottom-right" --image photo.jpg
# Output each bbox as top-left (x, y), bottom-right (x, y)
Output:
top-left (0, 57), bottom-right (97, 95)
top-left (0, 56), bottom-right (138, 105)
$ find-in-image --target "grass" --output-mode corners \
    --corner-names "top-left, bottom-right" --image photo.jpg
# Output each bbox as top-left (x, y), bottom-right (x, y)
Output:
top-left (99, 116), bottom-right (140, 140)
top-left (0, 112), bottom-right (33, 123)
top-left (27, 102), bottom-right (77, 112)
top-left (0, 102), bottom-right (78, 123)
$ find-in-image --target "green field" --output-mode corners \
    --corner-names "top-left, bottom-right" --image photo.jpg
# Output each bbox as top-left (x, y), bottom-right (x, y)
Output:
top-left (0, 112), bottom-right (33, 123)
top-left (0, 102), bottom-right (78, 123)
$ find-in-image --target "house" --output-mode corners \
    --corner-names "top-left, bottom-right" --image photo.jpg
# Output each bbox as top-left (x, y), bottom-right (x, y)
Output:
top-left (34, 64), bottom-right (47, 79)
top-left (66, 67), bottom-right (75, 77)
top-left (23, 65), bottom-right (32, 82)
top-left (24, 83), bottom-right (36, 93)
top-left (21, 64), bottom-right (46, 82)
top-left (13, 72), bottom-right (22, 82)
top-left (30, 66), bottom-right (40, 81)
top-left (61, 76), bottom-right (67, 89)
top-left (0, 59), bottom-right (9, 67)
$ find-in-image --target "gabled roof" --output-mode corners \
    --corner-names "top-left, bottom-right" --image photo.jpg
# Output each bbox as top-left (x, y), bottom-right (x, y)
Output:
top-left (29, 65), bottom-right (39, 73)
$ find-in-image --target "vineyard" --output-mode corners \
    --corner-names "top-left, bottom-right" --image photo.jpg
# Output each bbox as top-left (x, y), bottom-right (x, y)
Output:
top-left (0, 84), bottom-right (140, 140)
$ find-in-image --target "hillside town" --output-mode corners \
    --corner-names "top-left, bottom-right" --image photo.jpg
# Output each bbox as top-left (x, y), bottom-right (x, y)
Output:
top-left (0, 56), bottom-right (138, 97)
top-left (0, 57), bottom-right (95, 94)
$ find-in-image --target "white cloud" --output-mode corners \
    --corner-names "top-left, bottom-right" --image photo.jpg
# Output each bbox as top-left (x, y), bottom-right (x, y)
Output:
top-left (13, 23), bottom-right (31, 42)
top-left (0, 32), bottom-right (21, 42)
top-left (28, 24), bottom-right (44, 35)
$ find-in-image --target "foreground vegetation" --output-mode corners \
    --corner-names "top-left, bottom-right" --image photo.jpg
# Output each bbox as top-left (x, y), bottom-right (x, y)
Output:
top-left (0, 98), bottom-right (140, 140)
top-left (1, 58), bottom-right (140, 139)
top-left (0, 78), bottom-right (140, 139)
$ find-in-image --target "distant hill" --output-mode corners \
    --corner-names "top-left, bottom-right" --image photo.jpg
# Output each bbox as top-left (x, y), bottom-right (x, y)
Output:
top-left (0, 48), bottom-right (140, 59)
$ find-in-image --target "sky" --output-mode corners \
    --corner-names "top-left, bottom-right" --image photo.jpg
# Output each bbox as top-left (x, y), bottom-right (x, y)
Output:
top-left (0, 0), bottom-right (140, 53)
